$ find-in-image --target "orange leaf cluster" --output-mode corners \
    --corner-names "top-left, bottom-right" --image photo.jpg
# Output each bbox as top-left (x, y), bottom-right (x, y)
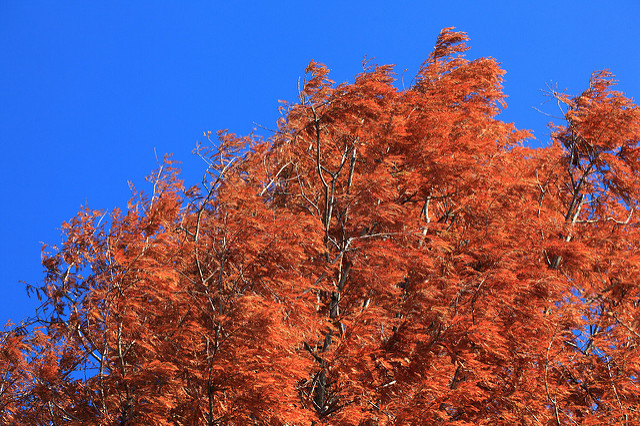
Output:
top-left (2, 28), bottom-right (640, 425)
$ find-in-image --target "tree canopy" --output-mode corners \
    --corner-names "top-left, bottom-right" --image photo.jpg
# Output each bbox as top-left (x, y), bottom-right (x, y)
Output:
top-left (2, 27), bottom-right (640, 425)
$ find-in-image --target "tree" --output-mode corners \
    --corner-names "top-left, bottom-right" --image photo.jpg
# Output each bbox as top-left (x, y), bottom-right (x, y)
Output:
top-left (2, 27), bottom-right (639, 425)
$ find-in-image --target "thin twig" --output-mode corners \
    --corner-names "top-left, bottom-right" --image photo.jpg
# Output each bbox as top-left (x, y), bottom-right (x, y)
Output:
top-left (260, 161), bottom-right (292, 197)
top-left (545, 332), bottom-right (561, 425)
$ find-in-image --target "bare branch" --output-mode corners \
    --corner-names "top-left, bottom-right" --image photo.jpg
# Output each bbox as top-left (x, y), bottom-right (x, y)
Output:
top-left (260, 161), bottom-right (292, 197)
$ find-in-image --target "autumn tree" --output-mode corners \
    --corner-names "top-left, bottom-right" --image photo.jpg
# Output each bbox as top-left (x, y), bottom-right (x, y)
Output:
top-left (2, 27), bottom-right (639, 425)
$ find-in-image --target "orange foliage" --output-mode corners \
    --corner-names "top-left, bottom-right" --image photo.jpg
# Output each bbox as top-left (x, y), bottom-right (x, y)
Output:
top-left (2, 28), bottom-right (640, 424)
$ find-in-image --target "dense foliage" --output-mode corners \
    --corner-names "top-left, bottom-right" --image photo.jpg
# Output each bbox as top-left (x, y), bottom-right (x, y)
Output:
top-left (2, 28), bottom-right (640, 424)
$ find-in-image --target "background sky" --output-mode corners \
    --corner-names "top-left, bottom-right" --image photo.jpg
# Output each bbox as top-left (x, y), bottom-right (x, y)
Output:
top-left (1, 1), bottom-right (639, 326)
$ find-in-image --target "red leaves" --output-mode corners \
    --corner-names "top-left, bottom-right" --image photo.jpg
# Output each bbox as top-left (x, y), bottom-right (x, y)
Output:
top-left (3, 27), bottom-right (640, 424)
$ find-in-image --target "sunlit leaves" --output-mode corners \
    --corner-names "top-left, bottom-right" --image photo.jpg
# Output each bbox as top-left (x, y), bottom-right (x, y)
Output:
top-left (2, 27), bottom-right (640, 424)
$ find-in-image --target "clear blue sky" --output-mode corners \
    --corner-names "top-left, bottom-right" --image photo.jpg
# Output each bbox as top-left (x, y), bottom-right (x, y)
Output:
top-left (2, 1), bottom-right (639, 325)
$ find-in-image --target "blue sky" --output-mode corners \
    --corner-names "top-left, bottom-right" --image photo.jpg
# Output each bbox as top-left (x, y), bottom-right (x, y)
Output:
top-left (1, 1), bottom-right (639, 325)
